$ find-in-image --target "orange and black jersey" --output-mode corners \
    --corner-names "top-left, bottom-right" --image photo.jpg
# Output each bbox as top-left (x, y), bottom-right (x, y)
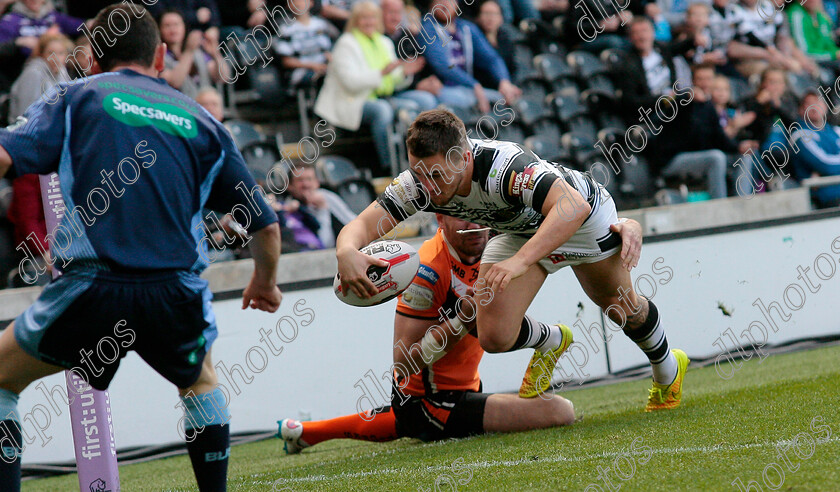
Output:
top-left (396, 229), bottom-right (484, 396)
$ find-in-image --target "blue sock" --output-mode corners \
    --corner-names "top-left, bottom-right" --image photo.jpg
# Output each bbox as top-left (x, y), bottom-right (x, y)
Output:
top-left (181, 389), bottom-right (231, 492)
top-left (0, 389), bottom-right (21, 492)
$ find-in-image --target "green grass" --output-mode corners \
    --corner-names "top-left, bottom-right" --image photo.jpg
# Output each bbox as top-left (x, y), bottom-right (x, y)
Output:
top-left (25, 344), bottom-right (840, 491)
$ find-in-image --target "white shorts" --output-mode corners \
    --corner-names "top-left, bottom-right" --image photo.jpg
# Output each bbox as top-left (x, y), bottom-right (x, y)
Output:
top-left (481, 200), bottom-right (621, 274)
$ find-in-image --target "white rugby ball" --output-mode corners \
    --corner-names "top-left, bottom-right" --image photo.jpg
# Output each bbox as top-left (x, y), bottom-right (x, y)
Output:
top-left (334, 240), bottom-right (420, 307)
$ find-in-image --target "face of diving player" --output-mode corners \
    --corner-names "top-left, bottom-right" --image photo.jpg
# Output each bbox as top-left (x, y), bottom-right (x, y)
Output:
top-left (408, 150), bottom-right (471, 207)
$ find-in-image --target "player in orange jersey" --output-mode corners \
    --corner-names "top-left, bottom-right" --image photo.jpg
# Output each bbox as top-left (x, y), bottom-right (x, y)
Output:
top-left (277, 214), bottom-right (642, 452)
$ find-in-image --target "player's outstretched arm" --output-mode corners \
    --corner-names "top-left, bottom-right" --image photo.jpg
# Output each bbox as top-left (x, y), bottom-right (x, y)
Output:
top-left (485, 181), bottom-right (591, 293)
top-left (611, 218), bottom-right (643, 271)
top-left (335, 202), bottom-right (401, 299)
top-left (242, 223), bottom-right (283, 312)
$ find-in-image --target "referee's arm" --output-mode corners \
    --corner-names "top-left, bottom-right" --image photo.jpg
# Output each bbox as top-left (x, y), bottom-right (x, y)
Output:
top-left (242, 222), bottom-right (283, 312)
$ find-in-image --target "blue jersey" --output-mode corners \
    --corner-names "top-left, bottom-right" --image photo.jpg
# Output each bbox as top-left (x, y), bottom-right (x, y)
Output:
top-left (0, 69), bottom-right (276, 273)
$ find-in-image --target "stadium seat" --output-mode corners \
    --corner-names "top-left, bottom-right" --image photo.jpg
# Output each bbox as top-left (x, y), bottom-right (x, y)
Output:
top-left (519, 79), bottom-right (549, 102)
top-left (315, 155), bottom-right (363, 190)
top-left (550, 78), bottom-right (580, 94)
top-left (224, 119), bottom-right (265, 151)
top-left (599, 49), bottom-right (624, 73)
top-left (513, 42), bottom-right (535, 72)
top-left (582, 89), bottom-right (613, 113)
top-left (497, 122), bottom-right (527, 142)
top-left (247, 65), bottom-right (286, 107)
top-left (534, 53), bottom-right (575, 83)
top-left (550, 89), bottom-right (588, 123)
top-left (596, 118), bottom-right (627, 139)
top-left (524, 134), bottom-right (564, 162)
top-left (335, 179), bottom-right (377, 215)
top-left (567, 51), bottom-right (608, 80)
top-left (518, 19), bottom-right (563, 55)
top-left (584, 74), bottom-right (615, 96)
top-left (513, 96), bottom-right (552, 128)
top-left (241, 142), bottom-right (281, 182)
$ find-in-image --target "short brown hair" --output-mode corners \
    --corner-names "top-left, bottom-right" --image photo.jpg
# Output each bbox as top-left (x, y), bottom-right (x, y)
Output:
top-left (88, 4), bottom-right (160, 72)
top-left (406, 109), bottom-right (468, 159)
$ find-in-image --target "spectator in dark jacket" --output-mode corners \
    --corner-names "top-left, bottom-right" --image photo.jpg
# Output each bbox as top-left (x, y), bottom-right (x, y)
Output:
top-left (383, 0), bottom-right (443, 98)
top-left (615, 17), bottom-right (696, 124)
top-left (475, 0), bottom-right (518, 85)
top-left (419, 0), bottom-right (521, 112)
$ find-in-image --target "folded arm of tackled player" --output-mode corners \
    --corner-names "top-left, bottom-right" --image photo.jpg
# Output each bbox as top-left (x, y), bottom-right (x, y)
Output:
top-left (335, 201), bottom-right (399, 299)
top-left (485, 182), bottom-right (590, 293)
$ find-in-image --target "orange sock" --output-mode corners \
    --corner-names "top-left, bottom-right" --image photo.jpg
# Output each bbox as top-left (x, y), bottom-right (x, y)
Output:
top-left (301, 407), bottom-right (398, 445)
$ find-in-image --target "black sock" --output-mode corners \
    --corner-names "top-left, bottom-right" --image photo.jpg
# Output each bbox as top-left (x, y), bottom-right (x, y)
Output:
top-left (622, 300), bottom-right (677, 384)
top-left (186, 424), bottom-right (230, 492)
top-left (0, 420), bottom-right (22, 492)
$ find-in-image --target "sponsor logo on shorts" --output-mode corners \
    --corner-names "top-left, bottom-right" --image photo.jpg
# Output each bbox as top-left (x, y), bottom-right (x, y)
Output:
top-left (417, 265), bottom-right (439, 284)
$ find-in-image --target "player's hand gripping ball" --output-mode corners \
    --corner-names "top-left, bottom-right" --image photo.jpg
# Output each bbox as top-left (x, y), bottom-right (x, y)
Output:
top-left (334, 240), bottom-right (420, 307)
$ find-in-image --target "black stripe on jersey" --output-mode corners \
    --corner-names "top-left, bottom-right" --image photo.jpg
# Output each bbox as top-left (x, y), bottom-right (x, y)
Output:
top-left (532, 173), bottom-right (559, 213)
top-left (471, 143), bottom-right (498, 185)
top-left (376, 195), bottom-right (411, 221)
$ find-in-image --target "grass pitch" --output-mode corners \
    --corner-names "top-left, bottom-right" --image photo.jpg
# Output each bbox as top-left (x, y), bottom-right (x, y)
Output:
top-left (25, 344), bottom-right (840, 491)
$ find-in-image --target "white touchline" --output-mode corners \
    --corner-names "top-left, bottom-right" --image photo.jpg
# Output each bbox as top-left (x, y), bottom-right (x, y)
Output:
top-left (260, 436), bottom-right (840, 485)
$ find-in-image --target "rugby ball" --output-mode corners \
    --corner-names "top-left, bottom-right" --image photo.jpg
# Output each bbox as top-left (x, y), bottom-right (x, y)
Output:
top-left (334, 240), bottom-right (420, 307)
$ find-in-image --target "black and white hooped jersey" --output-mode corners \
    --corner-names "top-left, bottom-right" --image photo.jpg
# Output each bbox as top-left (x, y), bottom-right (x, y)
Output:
top-left (377, 139), bottom-right (607, 234)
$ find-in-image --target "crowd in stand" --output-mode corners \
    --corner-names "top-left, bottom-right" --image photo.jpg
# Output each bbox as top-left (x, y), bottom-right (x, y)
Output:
top-left (1, 0), bottom-right (840, 287)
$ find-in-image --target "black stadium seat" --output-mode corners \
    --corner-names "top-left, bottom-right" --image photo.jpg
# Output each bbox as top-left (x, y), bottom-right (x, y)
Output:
top-left (599, 48), bottom-right (624, 73)
top-left (518, 78), bottom-right (549, 101)
top-left (567, 50), bottom-right (608, 80)
top-left (315, 155), bottom-right (363, 190)
top-left (497, 122), bottom-right (527, 143)
top-left (551, 89), bottom-right (588, 122)
top-left (524, 134), bottom-right (564, 162)
top-left (224, 119), bottom-right (265, 151)
top-left (584, 74), bottom-right (615, 96)
top-left (513, 96), bottom-right (551, 128)
top-left (241, 142), bottom-right (280, 182)
top-left (335, 179), bottom-right (377, 215)
top-left (534, 53), bottom-right (575, 83)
